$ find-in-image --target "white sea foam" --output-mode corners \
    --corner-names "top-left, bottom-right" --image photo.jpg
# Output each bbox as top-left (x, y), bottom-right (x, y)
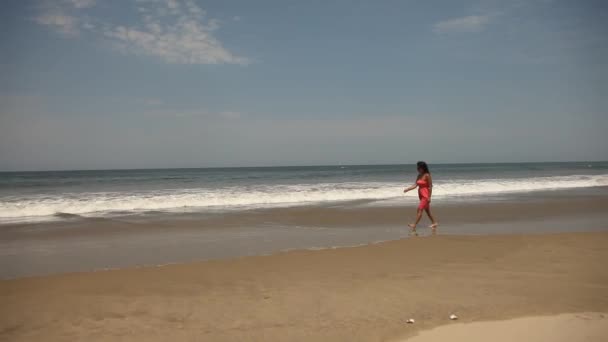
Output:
top-left (1, 174), bottom-right (607, 222)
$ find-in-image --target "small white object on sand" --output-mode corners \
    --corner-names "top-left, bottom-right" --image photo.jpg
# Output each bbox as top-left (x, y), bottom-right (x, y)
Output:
top-left (450, 314), bottom-right (458, 320)
top-left (406, 318), bottom-right (415, 324)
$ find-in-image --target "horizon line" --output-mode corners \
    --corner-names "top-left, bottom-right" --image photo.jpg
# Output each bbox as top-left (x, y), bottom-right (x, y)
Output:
top-left (0, 160), bottom-right (605, 173)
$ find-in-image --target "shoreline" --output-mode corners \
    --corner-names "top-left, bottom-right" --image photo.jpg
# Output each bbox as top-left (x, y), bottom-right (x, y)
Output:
top-left (4, 186), bottom-right (607, 231)
top-left (2, 231), bottom-right (608, 341)
top-left (1, 190), bottom-right (608, 279)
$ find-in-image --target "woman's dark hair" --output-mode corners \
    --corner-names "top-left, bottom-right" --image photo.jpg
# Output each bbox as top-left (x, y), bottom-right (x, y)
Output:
top-left (416, 161), bottom-right (430, 174)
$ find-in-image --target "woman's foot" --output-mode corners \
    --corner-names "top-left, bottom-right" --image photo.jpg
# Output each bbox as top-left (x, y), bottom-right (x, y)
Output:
top-left (429, 223), bottom-right (438, 229)
top-left (408, 223), bottom-right (418, 236)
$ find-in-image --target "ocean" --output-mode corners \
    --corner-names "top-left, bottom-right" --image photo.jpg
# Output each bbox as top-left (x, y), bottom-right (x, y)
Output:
top-left (1, 162), bottom-right (607, 224)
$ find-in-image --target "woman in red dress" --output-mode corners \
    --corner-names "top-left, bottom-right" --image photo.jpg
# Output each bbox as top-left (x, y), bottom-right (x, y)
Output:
top-left (403, 161), bottom-right (438, 235)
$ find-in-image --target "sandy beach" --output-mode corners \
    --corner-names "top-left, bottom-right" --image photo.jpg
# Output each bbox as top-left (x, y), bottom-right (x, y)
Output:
top-left (405, 312), bottom-right (608, 342)
top-left (1, 231), bottom-right (607, 341)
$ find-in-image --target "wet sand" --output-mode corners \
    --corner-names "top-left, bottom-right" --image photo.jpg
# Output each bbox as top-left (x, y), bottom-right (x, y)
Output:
top-left (2, 232), bottom-right (608, 341)
top-left (1, 191), bottom-right (607, 278)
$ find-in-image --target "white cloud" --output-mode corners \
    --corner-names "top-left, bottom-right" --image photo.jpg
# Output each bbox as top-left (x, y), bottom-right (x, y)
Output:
top-left (33, 0), bottom-right (96, 36)
top-left (34, 12), bottom-right (79, 36)
top-left (34, 0), bottom-right (249, 65)
top-left (433, 15), bottom-right (492, 34)
top-left (67, 0), bottom-right (96, 9)
top-left (218, 111), bottom-right (242, 120)
top-left (135, 107), bottom-right (243, 120)
top-left (136, 98), bottom-right (164, 106)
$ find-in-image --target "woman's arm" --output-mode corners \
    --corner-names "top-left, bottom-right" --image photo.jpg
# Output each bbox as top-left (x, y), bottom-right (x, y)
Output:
top-left (403, 183), bottom-right (418, 193)
top-left (427, 174), bottom-right (433, 199)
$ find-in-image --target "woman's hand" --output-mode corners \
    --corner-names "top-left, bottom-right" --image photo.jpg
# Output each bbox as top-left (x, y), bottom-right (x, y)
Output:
top-left (404, 184), bottom-right (417, 193)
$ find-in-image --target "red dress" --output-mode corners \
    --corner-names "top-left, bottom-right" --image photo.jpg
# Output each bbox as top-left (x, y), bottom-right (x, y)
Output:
top-left (416, 179), bottom-right (430, 210)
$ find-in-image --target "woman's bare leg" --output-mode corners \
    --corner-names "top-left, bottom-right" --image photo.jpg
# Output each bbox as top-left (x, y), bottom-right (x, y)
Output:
top-left (408, 209), bottom-right (423, 234)
top-left (425, 207), bottom-right (438, 230)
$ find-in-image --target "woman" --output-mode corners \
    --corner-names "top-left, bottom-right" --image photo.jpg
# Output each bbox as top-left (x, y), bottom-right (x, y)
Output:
top-left (403, 161), bottom-right (438, 234)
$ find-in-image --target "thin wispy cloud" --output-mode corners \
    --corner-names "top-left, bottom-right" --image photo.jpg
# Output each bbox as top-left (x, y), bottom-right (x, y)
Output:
top-left (433, 14), bottom-right (493, 34)
top-left (136, 98), bottom-right (164, 106)
top-left (32, 0), bottom-right (91, 36)
top-left (434, 0), bottom-right (556, 35)
top-left (34, 11), bottom-right (80, 36)
top-left (67, 0), bottom-right (96, 9)
top-left (136, 107), bottom-right (244, 120)
top-left (218, 111), bottom-right (242, 120)
top-left (34, 0), bottom-right (249, 65)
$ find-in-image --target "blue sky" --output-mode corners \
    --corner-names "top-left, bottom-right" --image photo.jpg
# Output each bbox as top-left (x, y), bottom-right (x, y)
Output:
top-left (0, 0), bottom-right (607, 170)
